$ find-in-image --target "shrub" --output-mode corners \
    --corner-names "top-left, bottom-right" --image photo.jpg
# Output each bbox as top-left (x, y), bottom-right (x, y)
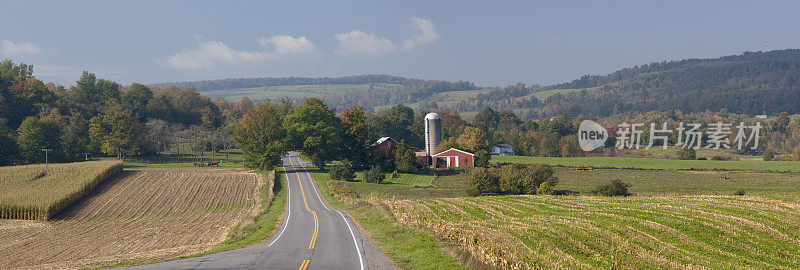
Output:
top-left (710, 155), bottom-right (732, 161)
top-left (536, 182), bottom-right (553, 195)
top-left (474, 150), bottom-right (490, 167)
top-left (793, 145), bottom-right (800, 161)
top-left (734, 189), bottom-right (746, 196)
top-left (677, 147), bottom-right (696, 160)
top-left (499, 164), bottom-right (528, 195)
top-left (468, 167), bottom-right (499, 196)
top-left (473, 164), bottom-right (558, 196)
top-left (763, 149), bottom-right (774, 161)
top-left (363, 166), bottom-right (385, 183)
top-left (328, 160), bottom-right (355, 181)
top-left (592, 180), bottom-right (631, 197)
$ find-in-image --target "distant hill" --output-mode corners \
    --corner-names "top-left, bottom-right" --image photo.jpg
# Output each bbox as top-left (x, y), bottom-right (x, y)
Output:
top-left (151, 74), bottom-right (479, 111)
top-left (149, 74), bottom-right (418, 92)
top-left (152, 49), bottom-right (800, 117)
top-left (453, 49), bottom-right (800, 118)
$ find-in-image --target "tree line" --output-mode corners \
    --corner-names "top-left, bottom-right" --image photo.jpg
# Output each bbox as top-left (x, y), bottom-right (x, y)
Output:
top-left (0, 60), bottom-right (252, 165)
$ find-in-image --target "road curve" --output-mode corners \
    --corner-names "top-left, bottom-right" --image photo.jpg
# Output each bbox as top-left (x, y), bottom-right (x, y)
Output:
top-left (126, 153), bottom-right (368, 270)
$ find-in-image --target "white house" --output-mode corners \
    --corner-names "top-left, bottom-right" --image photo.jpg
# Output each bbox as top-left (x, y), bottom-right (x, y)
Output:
top-left (490, 143), bottom-right (515, 156)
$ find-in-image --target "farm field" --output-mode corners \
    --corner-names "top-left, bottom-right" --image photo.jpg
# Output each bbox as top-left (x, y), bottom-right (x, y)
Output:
top-left (387, 195), bottom-right (800, 269)
top-left (554, 168), bottom-right (800, 197)
top-left (493, 155), bottom-right (800, 172)
top-left (0, 160), bottom-right (121, 220)
top-left (0, 168), bottom-right (263, 269)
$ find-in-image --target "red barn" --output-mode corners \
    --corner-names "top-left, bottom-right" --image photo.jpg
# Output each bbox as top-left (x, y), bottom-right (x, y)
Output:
top-left (372, 137), bottom-right (398, 155)
top-left (432, 148), bottom-right (474, 168)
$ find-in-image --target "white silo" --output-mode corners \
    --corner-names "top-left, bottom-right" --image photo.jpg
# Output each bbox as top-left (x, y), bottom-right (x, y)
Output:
top-left (424, 112), bottom-right (441, 156)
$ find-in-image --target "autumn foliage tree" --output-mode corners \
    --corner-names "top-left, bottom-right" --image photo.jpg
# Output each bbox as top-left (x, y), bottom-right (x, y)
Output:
top-left (234, 100), bottom-right (290, 170)
top-left (89, 99), bottom-right (145, 159)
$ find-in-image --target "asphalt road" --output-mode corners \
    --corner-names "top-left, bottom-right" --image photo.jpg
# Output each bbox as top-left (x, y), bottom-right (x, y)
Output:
top-left (127, 153), bottom-right (368, 270)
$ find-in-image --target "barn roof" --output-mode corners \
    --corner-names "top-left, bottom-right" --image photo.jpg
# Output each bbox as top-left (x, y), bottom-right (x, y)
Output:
top-left (433, 148), bottom-right (474, 156)
top-left (371, 137), bottom-right (398, 147)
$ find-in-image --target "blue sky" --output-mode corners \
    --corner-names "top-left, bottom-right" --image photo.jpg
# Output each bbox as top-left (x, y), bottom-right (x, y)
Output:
top-left (1, 0), bottom-right (798, 87)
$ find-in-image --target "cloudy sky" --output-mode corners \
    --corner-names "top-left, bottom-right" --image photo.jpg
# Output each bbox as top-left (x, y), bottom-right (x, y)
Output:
top-left (1, 0), bottom-right (799, 87)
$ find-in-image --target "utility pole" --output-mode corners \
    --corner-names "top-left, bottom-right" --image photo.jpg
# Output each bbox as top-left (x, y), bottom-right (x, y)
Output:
top-left (41, 149), bottom-right (53, 175)
top-left (82, 152), bottom-right (91, 161)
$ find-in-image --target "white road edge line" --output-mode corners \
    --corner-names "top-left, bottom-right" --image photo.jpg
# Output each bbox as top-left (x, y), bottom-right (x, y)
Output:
top-left (294, 155), bottom-right (365, 270)
top-left (338, 210), bottom-right (365, 270)
top-left (268, 163), bottom-right (292, 247)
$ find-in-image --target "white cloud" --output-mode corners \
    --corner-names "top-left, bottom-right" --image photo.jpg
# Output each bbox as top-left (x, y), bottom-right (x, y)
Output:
top-left (334, 30), bottom-right (397, 56)
top-left (162, 35), bottom-right (315, 70)
top-left (260, 35), bottom-right (315, 55)
top-left (402, 17), bottom-right (438, 50)
top-left (1, 40), bottom-right (42, 55)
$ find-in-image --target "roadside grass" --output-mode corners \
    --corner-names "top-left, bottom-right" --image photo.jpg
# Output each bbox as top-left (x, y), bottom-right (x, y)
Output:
top-left (98, 169), bottom-right (286, 269)
top-left (307, 168), bottom-right (467, 270)
top-left (493, 155), bottom-right (800, 172)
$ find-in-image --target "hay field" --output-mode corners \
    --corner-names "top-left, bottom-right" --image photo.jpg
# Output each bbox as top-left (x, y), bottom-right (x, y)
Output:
top-left (387, 195), bottom-right (800, 269)
top-left (0, 160), bottom-right (122, 220)
top-left (0, 168), bottom-right (263, 269)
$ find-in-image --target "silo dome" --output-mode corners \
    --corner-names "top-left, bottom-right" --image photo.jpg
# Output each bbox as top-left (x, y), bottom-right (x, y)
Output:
top-left (424, 113), bottom-right (442, 156)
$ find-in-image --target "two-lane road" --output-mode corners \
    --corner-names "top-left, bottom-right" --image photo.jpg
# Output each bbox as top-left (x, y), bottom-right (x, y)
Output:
top-left (129, 154), bottom-right (367, 269)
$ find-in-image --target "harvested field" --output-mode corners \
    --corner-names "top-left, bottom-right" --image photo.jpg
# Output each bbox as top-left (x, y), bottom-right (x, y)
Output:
top-left (387, 195), bottom-right (800, 269)
top-left (0, 168), bottom-right (264, 269)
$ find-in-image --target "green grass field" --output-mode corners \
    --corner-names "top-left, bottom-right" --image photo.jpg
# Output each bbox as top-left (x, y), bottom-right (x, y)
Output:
top-left (343, 170), bottom-right (468, 199)
top-left (553, 168), bottom-right (800, 197)
top-left (493, 155), bottom-right (800, 172)
top-left (199, 83), bottom-right (398, 101)
top-left (388, 195), bottom-right (800, 269)
top-left (0, 160), bottom-right (122, 220)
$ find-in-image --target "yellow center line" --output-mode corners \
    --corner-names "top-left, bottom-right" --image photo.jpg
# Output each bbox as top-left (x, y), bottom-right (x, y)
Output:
top-left (289, 157), bottom-right (319, 250)
top-left (298, 259), bottom-right (310, 270)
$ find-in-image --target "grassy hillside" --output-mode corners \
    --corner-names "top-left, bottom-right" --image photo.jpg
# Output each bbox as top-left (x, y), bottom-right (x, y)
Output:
top-left (201, 83), bottom-right (399, 101)
top-left (387, 195), bottom-right (800, 269)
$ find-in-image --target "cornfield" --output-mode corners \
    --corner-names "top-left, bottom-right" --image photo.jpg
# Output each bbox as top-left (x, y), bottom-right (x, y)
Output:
top-left (386, 195), bottom-right (800, 269)
top-left (0, 160), bottom-right (122, 220)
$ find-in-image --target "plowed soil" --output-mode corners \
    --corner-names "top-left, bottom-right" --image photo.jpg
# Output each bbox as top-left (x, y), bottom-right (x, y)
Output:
top-left (0, 168), bottom-right (263, 269)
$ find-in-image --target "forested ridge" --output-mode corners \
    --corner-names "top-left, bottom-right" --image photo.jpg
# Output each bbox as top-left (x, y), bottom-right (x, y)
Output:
top-left (456, 49), bottom-right (800, 118)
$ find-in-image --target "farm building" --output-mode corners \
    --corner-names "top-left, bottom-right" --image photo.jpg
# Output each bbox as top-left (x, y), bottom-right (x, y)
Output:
top-left (372, 137), bottom-right (423, 155)
top-left (372, 137), bottom-right (399, 155)
top-left (490, 143), bottom-right (515, 156)
top-left (432, 148), bottom-right (474, 168)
